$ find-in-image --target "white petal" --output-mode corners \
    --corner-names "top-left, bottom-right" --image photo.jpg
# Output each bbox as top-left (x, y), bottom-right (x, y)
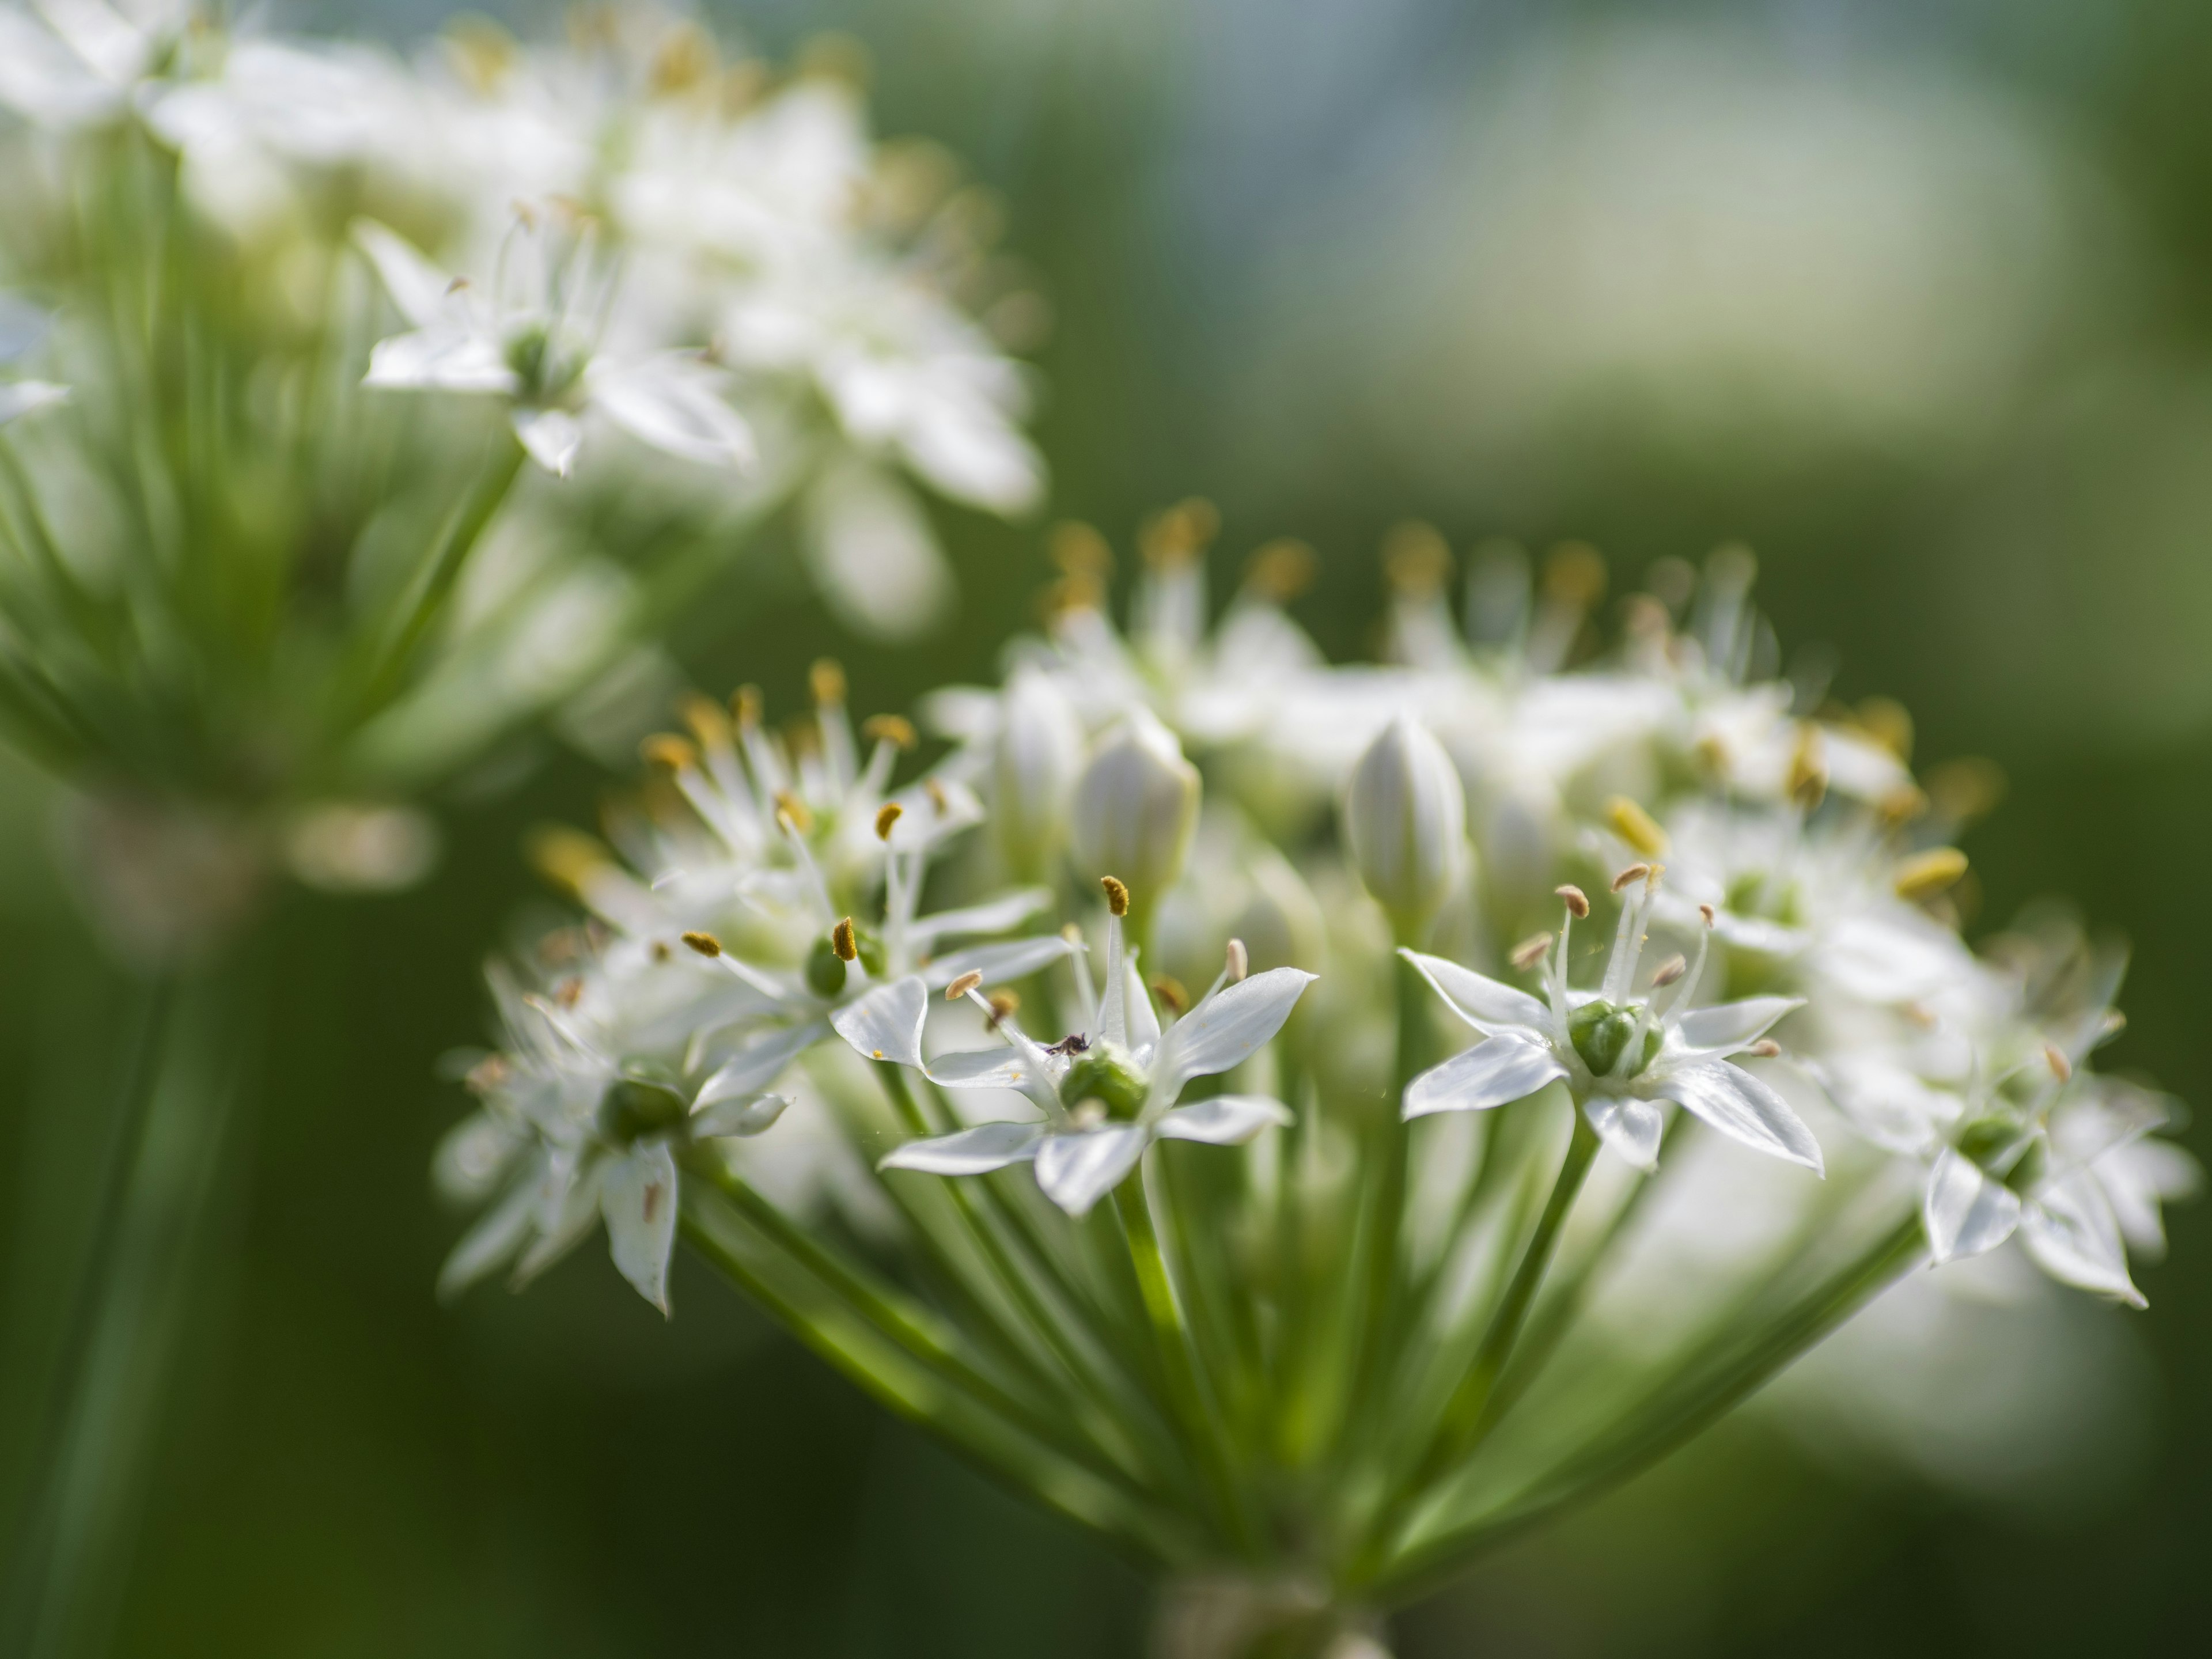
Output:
top-left (512, 406), bottom-right (583, 476)
top-left (688, 1092), bottom-right (791, 1138)
top-left (803, 458), bottom-right (955, 641)
top-left (1403, 1034), bottom-right (1567, 1119)
top-left (694, 1021), bottom-right (824, 1104)
top-left (1671, 995), bottom-right (1802, 1056)
top-left (1648, 1059), bottom-right (1824, 1174)
top-left (1157, 968), bottom-right (1316, 1095)
top-left (922, 1046), bottom-right (1041, 1091)
top-left (830, 976), bottom-right (927, 1067)
top-left (921, 933), bottom-right (1075, 990)
top-left (590, 355), bottom-right (756, 469)
top-left (365, 326), bottom-right (516, 394)
top-left (0, 380), bottom-right (67, 426)
top-left (1032, 1124), bottom-right (1152, 1217)
top-left (1922, 1146), bottom-right (2021, 1263)
top-left (1585, 1096), bottom-right (1665, 1172)
top-left (897, 402), bottom-right (1045, 514)
top-left (879, 1120), bottom-right (1046, 1175)
top-left (2097, 1139), bottom-right (2201, 1256)
top-left (1154, 1094), bottom-right (1293, 1145)
top-left (514, 1157), bottom-right (604, 1285)
top-left (435, 1173), bottom-right (540, 1301)
top-left (352, 219), bottom-right (457, 327)
top-left (908, 888), bottom-right (1053, 947)
top-left (1122, 959), bottom-right (1162, 1059)
top-left (2020, 1171), bottom-right (2144, 1306)
top-left (601, 1142), bottom-right (680, 1315)
top-left (1400, 949), bottom-right (1550, 1036)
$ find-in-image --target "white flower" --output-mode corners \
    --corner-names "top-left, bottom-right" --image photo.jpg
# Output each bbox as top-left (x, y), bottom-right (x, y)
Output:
top-left (990, 662), bottom-right (1085, 881)
top-left (1068, 710), bottom-right (1202, 901)
top-left (1342, 711), bottom-right (1467, 943)
top-left (837, 882), bottom-right (1315, 1216)
top-left (0, 0), bottom-right (191, 130)
top-left (1402, 868), bottom-right (1823, 1175)
top-left (354, 215), bottom-right (755, 478)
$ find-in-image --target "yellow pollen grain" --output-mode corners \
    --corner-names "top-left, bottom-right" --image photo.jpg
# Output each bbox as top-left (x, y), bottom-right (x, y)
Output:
top-left (876, 802), bottom-right (904, 841)
top-left (1101, 875), bottom-right (1130, 917)
top-left (681, 931), bottom-right (722, 958)
top-left (831, 918), bottom-right (857, 962)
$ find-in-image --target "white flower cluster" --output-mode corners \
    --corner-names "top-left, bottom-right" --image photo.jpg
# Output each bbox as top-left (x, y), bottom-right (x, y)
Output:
top-left (0, 0), bottom-right (1041, 635)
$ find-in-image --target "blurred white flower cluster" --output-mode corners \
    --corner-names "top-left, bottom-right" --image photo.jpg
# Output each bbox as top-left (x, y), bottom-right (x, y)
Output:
top-left (436, 507), bottom-right (2192, 1634)
top-left (0, 1), bottom-right (1041, 956)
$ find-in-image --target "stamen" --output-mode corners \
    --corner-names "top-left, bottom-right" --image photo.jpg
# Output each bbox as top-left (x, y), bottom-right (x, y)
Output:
top-left (1699, 903), bottom-right (1716, 927)
top-left (1243, 539), bottom-right (1316, 601)
top-left (2101, 1010), bottom-right (2127, 1039)
top-left (831, 918), bottom-right (857, 962)
top-left (677, 694), bottom-right (732, 749)
top-left (681, 931), bottom-right (722, 957)
top-left (1606, 796), bottom-right (1669, 859)
top-left (987, 991), bottom-right (1020, 1028)
top-left (861, 714), bottom-right (916, 749)
top-left (1610, 863), bottom-right (1650, 893)
top-left (1556, 884), bottom-right (1590, 919)
top-left (1151, 976), bottom-right (1188, 1016)
top-left (774, 790), bottom-right (814, 835)
top-left (527, 827), bottom-right (607, 896)
top-left (1063, 923), bottom-right (1097, 1021)
top-left (1787, 726), bottom-right (1827, 812)
top-left (1747, 1039), bottom-right (1781, 1058)
top-left (1509, 931), bottom-right (1553, 972)
top-left (640, 732), bottom-right (698, 771)
top-left (876, 802), bottom-right (904, 841)
top-left (1101, 876), bottom-right (1130, 917)
top-left (946, 971), bottom-right (984, 1001)
top-left (1893, 847), bottom-right (1968, 901)
top-left (1225, 938), bottom-right (1249, 983)
top-left (809, 658), bottom-right (847, 707)
top-left (732, 684), bottom-right (763, 731)
top-left (1650, 954), bottom-right (1687, 988)
top-left (2044, 1043), bottom-right (2073, 1084)
top-left (925, 777), bottom-right (948, 814)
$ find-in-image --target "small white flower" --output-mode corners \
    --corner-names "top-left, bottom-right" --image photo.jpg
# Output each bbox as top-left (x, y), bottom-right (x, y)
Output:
top-left (838, 882), bottom-right (1314, 1216)
top-left (1402, 868), bottom-right (1823, 1175)
top-left (1068, 710), bottom-right (1202, 901)
top-left (1343, 711), bottom-right (1467, 944)
top-left (355, 214), bottom-right (755, 478)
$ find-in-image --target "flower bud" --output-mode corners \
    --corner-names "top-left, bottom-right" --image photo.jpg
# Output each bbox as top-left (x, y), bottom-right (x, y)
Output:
top-left (992, 664), bottom-right (1084, 878)
top-left (1069, 710), bottom-right (1200, 904)
top-left (1342, 712), bottom-right (1466, 942)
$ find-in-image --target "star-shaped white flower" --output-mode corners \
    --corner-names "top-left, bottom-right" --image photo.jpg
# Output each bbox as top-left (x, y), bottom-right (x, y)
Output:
top-left (1401, 867), bottom-right (1821, 1175)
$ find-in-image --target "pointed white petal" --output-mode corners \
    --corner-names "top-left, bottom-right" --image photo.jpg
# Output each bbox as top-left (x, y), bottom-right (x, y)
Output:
top-left (0, 380), bottom-right (67, 426)
top-left (590, 355), bottom-right (756, 469)
top-left (1122, 959), bottom-right (1161, 1056)
top-left (1922, 1146), bottom-right (2021, 1262)
top-left (1400, 949), bottom-right (1550, 1036)
top-left (694, 1021), bottom-right (824, 1104)
top-left (601, 1142), bottom-right (680, 1315)
top-left (921, 933), bottom-right (1075, 990)
top-left (512, 406), bottom-right (583, 476)
top-left (1403, 1034), bottom-right (1567, 1119)
top-left (688, 1092), bottom-right (791, 1139)
top-left (909, 888), bottom-right (1054, 947)
top-left (1585, 1096), bottom-right (1665, 1172)
top-left (897, 401), bottom-right (1045, 514)
top-left (435, 1173), bottom-right (540, 1301)
top-left (513, 1157), bottom-right (604, 1285)
top-left (2020, 1170), bottom-right (2145, 1306)
top-left (879, 1120), bottom-right (1046, 1175)
top-left (365, 326), bottom-right (516, 393)
top-left (353, 219), bottom-right (457, 327)
top-left (1649, 1059), bottom-right (1824, 1173)
top-left (923, 1046), bottom-right (1043, 1092)
top-left (1671, 995), bottom-right (1802, 1056)
top-left (2097, 1139), bottom-right (2201, 1256)
top-left (1158, 967), bottom-right (1317, 1095)
top-left (1154, 1094), bottom-right (1293, 1145)
top-left (802, 459), bottom-right (955, 641)
top-left (1033, 1124), bottom-right (1151, 1217)
top-left (830, 976), bottom-right (927, 1067)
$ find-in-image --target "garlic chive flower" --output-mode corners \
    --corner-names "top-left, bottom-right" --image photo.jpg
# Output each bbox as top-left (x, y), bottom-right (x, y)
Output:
top-left (835, 878), bottom-right (1315, 1215)
top-left (1403, 866), bottom-right (1821, 1174)
top-left (1068, 710), bottom-right (1202, 902)
top-left (1343, 711), bottom-right (1467, 944)
top-left (357, 211), bottom-right (756, 478)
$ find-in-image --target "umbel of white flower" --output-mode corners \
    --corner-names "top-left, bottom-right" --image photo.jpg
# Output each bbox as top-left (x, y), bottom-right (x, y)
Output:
top-left (429, 532), bottom-right (2194, 1654)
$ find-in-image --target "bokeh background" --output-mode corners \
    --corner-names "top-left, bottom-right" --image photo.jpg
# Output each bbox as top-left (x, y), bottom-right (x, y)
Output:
top-left (5, 0), bottom-right (2211, 1652)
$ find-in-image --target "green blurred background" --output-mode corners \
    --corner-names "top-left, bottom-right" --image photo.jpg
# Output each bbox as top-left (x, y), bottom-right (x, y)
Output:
top-left (5, 0), bottom-right (2212, 1651)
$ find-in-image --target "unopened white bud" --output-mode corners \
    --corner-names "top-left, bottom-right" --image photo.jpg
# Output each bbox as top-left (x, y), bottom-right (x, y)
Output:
top-left (1069, 710), bottom-right (1201, 903)
top-left (993, 664), bottom-right (1084, 878)
top-left (1342, 712), bottom-right (1466, 943)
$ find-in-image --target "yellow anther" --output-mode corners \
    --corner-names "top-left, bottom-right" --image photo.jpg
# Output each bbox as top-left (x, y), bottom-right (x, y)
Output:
top-left (1606, 796), bottom-right (1669, 859)
top-left (1540, 541), bottom-right (1607, 609)
top-left (1049, 521), bottom-right (1113, 579)
top-left (526, 826), bottom-right (608, 896)
top-left (1225, 939), bottom-right (1249, 983)
top-left (1611, 862), bottom-right (1651, 893)
top-left (862, 714), bottom-right (917, 750)
top-left (1924, 757), bottom-right (2007, 825)
top-left (924, 777), bottom-right (948, 815)
top-left (732, 684), bottom-right (764, 731)
top-left (1857, 696), bottom-right (1915, 762)
top-left (1150, 975), bottom-right (1188, 1015)
top-left (1787, 726), bottom-right (1827, 812)
top-left (1747, 1039), bottom-right (1782, 1059)
top-left (639, 732), bottom-right (698, 772)
top-left (1141, 498), bottom-right (1219, 568)
top-left (1699, 903), bottom-right (1717, 927)
top-left (1101, 875), bottom-right (1130, 917)
top-left (681, 931), bottom-right (723, 958)
top-left (774, 790), bottom-right (813, 835)
top-left (1508, 931), bottom-right (1554, 972)
top-left (946, 971), bottom-right (984, 1001)
top-left (1650, 954), bottom-right (1688, 988)
top-left (809, 658), bottom-right (847, 707)
top-left (677, 693), bottom-right (732, 749)
top-left (1243, 539), bottom-right (1316, 601)
top-left (1894, 847), bottom-right (1968, 902)
top-left (875, 802), bottom-right (904, 842)
top-left (2044, 1043), bottom-right (2073, 1084)
top-left (1382, 521), bottom-right (1450, 597)
top-left (987, 991), bottom-right (1021, 1027)
top-left (1556, 884), bottom-right (1590, 919)
top-left (831, 918), bottom-right (857, 962)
